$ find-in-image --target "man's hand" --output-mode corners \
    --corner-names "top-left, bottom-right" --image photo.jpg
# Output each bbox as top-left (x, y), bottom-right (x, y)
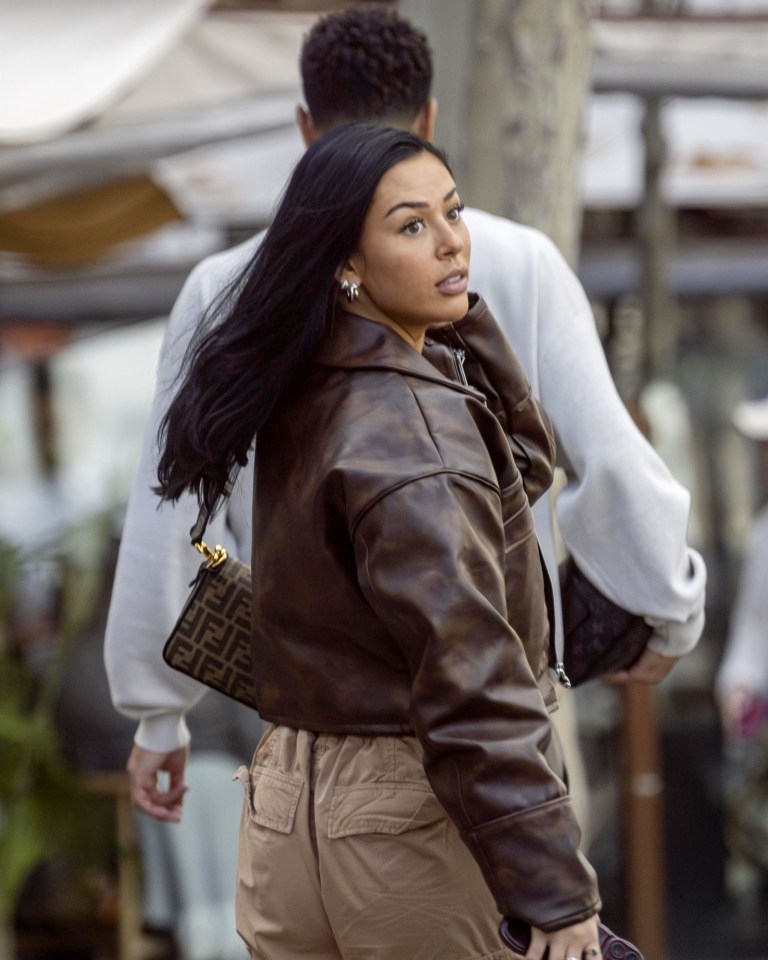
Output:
top-left (127, 743), bottom-right (189, 822)
top-left (719, 683), bottom-right (768, 739)
top-left (605, 647), bottom-right (680, 686)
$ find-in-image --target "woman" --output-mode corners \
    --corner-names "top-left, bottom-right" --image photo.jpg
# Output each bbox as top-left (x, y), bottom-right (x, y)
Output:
top-left (155, 123), bottom-right (601, 960)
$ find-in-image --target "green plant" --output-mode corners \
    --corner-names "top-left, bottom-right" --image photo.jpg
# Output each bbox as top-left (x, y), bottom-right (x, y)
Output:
top-left (0, 516), bottom-right (115, 959)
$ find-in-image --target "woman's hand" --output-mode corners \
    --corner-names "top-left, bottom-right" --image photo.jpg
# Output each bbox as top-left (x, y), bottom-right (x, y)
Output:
top-left (526, 915), bottom-right (602, 960)
top-left (126, 743), bottom-right (189, 821)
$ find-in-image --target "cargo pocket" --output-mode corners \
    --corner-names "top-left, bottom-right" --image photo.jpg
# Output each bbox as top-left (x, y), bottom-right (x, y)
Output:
top-left (234, 764), bottom-right (303, 834)
top-left (328, 782), bottom-right (445, 839)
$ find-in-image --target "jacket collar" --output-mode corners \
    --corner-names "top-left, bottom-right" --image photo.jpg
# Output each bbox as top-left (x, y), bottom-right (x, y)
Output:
top-left (313, 296), bottom-right (487, 400)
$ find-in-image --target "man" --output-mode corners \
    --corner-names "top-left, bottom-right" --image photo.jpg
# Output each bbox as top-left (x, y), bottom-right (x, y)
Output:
top-left (716, 395), bottom-right (768, 917)
top-left (106, 7), bottom-right (706, 822)
top-left (717, 394), bottom-right (768, 733)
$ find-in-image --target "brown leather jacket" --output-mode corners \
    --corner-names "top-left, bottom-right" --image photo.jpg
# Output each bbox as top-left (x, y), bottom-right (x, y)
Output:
top-left (251, 295), bottom-right (600, 930)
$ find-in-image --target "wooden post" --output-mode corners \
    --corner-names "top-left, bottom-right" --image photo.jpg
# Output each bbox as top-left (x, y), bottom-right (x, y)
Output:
top-left (613, 259), bottom-right (671, 960)
top-left (621, 20), bottom-right (679, 955)
top-left (85, 773), bottom-right (167, 960)
top-left (638, 95), bottom-right (678, 380)
top-left (622, 685), bottom-right (667, 960)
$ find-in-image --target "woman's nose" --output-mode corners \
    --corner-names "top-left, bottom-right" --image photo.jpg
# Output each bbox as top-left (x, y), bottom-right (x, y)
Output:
top-left (437, 224), bottom-right (464, 255)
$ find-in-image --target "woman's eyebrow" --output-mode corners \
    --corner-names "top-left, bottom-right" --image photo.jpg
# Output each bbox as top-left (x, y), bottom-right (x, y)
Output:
top-left (384, 186), bottom-right (458, 218)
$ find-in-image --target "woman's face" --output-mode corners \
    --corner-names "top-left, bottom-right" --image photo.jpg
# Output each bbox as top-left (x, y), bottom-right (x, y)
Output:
top-left (342, 151), bottom-right (470, 350)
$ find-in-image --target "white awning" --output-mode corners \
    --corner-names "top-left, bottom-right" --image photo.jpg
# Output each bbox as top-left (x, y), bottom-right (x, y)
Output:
top-left (0, 0), bottom-right (212, 144)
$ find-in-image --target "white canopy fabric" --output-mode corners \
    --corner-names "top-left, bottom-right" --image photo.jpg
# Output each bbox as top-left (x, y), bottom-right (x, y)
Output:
top-left (0, 0), bottom-right (213, 144)
top-left (152, 126), bottom-right (304, 226)
top-left (0, 9), bottom-right (312, 223)
top-left (95, 11), bottom-right (310, 129)
top-left (0, 3), bottom-right (311, 147)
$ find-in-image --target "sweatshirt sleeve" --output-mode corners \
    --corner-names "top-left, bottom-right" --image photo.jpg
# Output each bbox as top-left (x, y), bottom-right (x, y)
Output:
top-left (103, 253), bottom-right (251, 753)
top-left (533, 236), bottom-right (706, 657)
top-left (353, 471), bottom-right (600, 930)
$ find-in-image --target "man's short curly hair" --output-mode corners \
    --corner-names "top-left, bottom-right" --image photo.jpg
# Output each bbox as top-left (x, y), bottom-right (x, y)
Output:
top-left (300, 7), bottom-right (433, 131)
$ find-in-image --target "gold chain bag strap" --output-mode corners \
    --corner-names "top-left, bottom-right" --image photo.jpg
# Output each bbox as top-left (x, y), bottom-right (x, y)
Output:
top-left (162, 497), bottom-right (258, 710)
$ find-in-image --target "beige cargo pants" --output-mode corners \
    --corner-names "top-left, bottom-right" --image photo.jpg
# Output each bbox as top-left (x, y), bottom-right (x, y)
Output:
top-left (234, 726), bottom-right (524, 960)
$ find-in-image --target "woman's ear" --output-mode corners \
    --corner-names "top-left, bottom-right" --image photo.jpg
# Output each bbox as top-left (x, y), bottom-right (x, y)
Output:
top-left (336, 258), bottom-right (362, 285)
top-left (336, 259), bottom-right (364, 305)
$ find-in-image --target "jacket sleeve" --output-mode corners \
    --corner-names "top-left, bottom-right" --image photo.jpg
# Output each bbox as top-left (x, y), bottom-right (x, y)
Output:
top-left (103, 252), bottom-right (253, 753)
top-left (532, 235), bottom-right (706, 657)
top-left (353, 470), bottom-right (600, 930)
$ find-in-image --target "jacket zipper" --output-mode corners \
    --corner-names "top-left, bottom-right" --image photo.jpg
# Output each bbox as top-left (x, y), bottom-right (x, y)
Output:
top-left (554, 661), bottom-right (572, 689)
top-left (453, 342), bottom-right (568, 686)
top-left (452, 347), bottom-right (469, 386)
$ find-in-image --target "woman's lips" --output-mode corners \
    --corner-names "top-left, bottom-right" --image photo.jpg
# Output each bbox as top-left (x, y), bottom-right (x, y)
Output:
top-left (436, 271), bottom-right (468, 295)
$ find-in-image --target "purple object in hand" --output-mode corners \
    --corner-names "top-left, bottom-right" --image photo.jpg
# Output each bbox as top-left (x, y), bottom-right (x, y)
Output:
top-left (499, 917), bottom-right (645, 960)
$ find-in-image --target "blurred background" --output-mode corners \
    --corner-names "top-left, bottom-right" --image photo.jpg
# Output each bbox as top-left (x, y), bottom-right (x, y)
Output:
top-left (2, 1), bottom-right (768, 959)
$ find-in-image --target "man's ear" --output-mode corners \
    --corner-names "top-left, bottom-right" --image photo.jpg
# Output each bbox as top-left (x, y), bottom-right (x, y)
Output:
top-left (296, 104), bottom-right (318, 147)
top-left (412, 97), bottom-right (438, 142)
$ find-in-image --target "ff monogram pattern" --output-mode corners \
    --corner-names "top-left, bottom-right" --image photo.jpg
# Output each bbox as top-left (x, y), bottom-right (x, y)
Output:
top-left (163, 554), bottom-right (258, 710)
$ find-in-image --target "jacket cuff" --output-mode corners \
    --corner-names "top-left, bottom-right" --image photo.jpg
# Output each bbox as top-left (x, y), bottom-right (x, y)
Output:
top-left (134, 713), bottom-right (191, 753)
top-left (460, 796), bottom-right (601, 931)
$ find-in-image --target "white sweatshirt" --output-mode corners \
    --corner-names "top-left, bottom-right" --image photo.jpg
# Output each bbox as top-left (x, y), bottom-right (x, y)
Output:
top-left (104, 208), bottom-right (706, 753)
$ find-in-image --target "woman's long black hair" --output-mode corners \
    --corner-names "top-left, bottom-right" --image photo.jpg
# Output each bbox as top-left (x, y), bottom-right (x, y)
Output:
top-left (156, 122), bottom-right (450, 509)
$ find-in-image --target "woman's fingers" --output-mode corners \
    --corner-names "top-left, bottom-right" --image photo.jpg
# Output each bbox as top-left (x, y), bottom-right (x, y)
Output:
top-left (524, 925), bottom-right (549, 959)
top-left (526, 918), bottom-right (602, 960)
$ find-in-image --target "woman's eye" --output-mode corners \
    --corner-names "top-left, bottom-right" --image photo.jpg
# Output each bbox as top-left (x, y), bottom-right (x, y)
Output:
top-left (401, 218), bottom-right (424, 235)
top-left (446, 202), bottom-right (465, 222)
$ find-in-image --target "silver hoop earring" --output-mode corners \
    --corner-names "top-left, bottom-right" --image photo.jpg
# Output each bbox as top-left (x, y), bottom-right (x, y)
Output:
top-left (341, 279), bottom-right (360, 303)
